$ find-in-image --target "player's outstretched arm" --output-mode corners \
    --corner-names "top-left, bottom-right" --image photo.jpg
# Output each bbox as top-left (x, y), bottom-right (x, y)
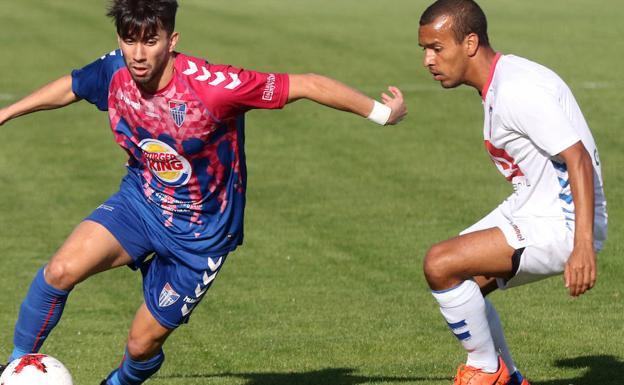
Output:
top-left (0, 75), bottom-right (79, 126)
top-left (287, 73), bottom-right (407, 125)
top-left (559, 140), bottom-right (596, 297)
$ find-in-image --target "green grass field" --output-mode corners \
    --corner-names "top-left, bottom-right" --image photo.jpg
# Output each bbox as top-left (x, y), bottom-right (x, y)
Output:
top-left (1, 0), bottom-right (623, 384)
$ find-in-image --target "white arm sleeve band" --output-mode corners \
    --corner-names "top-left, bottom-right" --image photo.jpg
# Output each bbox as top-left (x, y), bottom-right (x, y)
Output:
top-left (367, 101), bottom-right (392, 125)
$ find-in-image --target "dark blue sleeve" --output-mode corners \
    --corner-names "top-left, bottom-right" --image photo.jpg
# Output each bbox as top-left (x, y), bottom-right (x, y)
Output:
top-left (71, 49), bottom-right (126, 111)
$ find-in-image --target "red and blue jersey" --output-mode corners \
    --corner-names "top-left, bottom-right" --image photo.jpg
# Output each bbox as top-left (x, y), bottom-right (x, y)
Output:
top-left (71, 50), bottom-right (289, 257)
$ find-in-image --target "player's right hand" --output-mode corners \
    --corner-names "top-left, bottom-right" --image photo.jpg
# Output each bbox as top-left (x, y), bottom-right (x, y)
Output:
top-left (381, 86), bottom-right (407, 125)
top-left (564, 242), bottom-right (597, 297)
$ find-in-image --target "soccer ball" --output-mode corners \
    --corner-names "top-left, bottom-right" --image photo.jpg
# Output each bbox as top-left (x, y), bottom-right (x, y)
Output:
top-left (0, 354), bottom-right (73, 385)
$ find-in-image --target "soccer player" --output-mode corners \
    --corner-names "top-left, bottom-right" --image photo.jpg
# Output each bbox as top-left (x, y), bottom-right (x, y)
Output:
top-left (0, 0), bottom-right (407, 384)
top-left (417, 1), bottom-right (607, 385)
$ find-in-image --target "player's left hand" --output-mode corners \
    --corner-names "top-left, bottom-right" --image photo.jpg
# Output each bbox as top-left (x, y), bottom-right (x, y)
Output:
top-left (381, 86), bottom-right (407, 125)
top-left (564, 242), bottom-right (596, 297)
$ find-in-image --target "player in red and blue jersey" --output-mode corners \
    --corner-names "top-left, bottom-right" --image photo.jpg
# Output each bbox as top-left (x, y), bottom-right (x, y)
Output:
top-left (0, 1), bottom-right (407, 384)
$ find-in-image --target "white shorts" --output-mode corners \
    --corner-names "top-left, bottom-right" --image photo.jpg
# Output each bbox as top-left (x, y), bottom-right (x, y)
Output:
top-left (460, 206), bottom-right (574, 289)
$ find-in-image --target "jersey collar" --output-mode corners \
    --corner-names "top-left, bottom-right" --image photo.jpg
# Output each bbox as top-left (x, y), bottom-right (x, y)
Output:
top-left (481, 52), bottom-right (502, 101)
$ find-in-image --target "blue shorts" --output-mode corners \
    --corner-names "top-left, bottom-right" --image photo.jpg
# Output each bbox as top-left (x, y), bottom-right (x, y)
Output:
top-left (86, 191), bottom-right (228, 329)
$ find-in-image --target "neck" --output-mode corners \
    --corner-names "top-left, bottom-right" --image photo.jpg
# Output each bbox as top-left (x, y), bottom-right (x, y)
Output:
top-left (142, 55), bottom-right (176, 94)
top-left (463, 46), bottom-right (497, 92)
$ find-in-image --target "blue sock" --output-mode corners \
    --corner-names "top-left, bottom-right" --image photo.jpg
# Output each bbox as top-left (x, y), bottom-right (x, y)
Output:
top-left (10, 266), bottom-right (70, 362)
top-left (509, 370), bottom-right (525, 385)
top-left (106, 348), bottom-right (165, 385)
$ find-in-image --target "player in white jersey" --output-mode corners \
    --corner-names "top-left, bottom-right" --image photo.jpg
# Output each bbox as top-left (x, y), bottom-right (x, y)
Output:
top-left (417, 1), bottom-right (607, 385)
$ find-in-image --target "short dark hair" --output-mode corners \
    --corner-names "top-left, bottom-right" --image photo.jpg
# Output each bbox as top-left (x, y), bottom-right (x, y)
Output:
top-left (420, 0), bottom-right (490, 47)
top-left (107, 0), bottom-right (178, 40)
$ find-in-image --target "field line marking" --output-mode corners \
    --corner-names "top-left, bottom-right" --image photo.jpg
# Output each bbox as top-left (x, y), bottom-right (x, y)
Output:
top-left (0, 93), bottom-right (16, 101)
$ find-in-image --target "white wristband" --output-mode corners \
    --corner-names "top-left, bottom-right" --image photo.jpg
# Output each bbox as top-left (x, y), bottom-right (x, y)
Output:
top-left (367, 101), bottom-right (392, 125)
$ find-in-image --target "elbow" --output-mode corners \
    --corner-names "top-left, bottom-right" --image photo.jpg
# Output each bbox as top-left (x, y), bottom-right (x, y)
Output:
top-left (303, 73), bottom-right (328, 94)
top-left (292, 73), bottom-right (329, 99)
top-left (300, 72), bottom-right (325, 83)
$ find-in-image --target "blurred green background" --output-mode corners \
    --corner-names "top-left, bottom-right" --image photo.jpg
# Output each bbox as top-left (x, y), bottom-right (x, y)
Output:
top-left (0, 1), bottom-right (622, 384)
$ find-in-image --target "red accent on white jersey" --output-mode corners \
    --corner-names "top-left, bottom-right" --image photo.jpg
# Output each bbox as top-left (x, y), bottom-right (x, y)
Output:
top-left (482, 54), bottom-right (607, 249)
top-left (484, 139), bottom-right (524, 182)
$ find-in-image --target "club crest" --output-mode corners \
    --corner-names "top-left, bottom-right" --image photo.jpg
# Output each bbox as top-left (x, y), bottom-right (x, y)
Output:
top-left (169, 100), bottom-right (187, 127)
top-left (158, 282), bottom-right (180, 307)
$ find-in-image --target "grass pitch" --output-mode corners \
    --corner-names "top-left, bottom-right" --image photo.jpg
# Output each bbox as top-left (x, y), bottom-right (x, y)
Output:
top-left (0, 1), bottom-right (622, 384)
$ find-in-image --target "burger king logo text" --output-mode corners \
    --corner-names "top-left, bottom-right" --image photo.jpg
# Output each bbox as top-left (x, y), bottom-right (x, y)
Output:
top-left (139, 139), bottom-right (192, 186)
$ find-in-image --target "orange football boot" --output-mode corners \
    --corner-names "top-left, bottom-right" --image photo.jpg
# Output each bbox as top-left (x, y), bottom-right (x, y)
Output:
top-left (452, 357), bottom-right (510, 385)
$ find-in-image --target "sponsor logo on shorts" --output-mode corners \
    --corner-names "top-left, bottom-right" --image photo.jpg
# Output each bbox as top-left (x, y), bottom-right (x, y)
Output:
top-left (158, 282), bottom-right (180, 308)
top-left (97, 204), bottom-right (115, 211)
top-left (179, 257), bottom-right (225, 317)
top-left (139, 138), bottom-right (192, 187)
top-left (510, 222), bottom-right (526, 242)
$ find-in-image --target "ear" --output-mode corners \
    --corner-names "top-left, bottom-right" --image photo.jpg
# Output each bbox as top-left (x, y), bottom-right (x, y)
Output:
top-left (168, 32), bottom-right (179, 53)
top-left (117, 34), bottom-right (122, 47)
top-left (464, 32), bottom-right (479, 57)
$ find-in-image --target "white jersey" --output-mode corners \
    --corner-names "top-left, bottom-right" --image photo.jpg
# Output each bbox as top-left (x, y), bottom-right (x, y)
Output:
top-left (481, 54), bottom-right (607, 250)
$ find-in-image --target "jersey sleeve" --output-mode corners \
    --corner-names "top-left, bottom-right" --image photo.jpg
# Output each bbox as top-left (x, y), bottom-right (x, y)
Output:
top-left (71, 50), bottom-right (126, 111)
top-left (200, 64), bottom-right (289, 119)
top-left (499, 83), bottom-right (581, 156)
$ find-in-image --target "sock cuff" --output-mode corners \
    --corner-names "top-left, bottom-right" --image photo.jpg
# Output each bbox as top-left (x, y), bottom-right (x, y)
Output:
top-left (125, 348), bottom-right (165, 369)
top-left (432, 280), bottom-right (480, 308)
top-left (36, 266), bottom-right (70, 298)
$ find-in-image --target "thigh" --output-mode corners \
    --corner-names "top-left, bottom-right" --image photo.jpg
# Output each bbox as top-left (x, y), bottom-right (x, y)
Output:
top-left (85, 191), bottom-right (155, 269)
top-left (46, 220), bottom-right (134, 288)
top-left (466, 208), bottom-right (575, 290)
top-left (431, 227), bottom-right (516, 280)
top-left (498, 220), bottom-right (574, 289)
top-left (425, 205), bottom-right (523, 290)
top-left (47, 190), bottom-right (156, 289)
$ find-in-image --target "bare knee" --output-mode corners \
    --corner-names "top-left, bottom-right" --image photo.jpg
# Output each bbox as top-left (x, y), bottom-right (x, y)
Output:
top-left (423, 242), bottom-right (458, 290)
top-left (44, 260), bottom-right (80, 291)
top-left (127, 331), bottom-right (164, 361)
top-left (126, 304), bottom-right (172, 361)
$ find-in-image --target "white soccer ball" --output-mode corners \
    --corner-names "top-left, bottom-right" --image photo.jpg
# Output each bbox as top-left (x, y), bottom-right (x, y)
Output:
top-left (0, 354), bottom-right (73, 385)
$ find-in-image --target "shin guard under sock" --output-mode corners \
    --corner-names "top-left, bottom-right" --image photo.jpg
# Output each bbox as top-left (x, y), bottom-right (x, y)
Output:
top-left (10, 266), bottom-right (70, 362)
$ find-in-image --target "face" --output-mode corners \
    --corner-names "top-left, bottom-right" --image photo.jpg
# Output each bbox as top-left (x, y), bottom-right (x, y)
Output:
top-left (118, 27), bottom-right (179, 92)
top-left (418, 15), bottom-right (470, 89)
